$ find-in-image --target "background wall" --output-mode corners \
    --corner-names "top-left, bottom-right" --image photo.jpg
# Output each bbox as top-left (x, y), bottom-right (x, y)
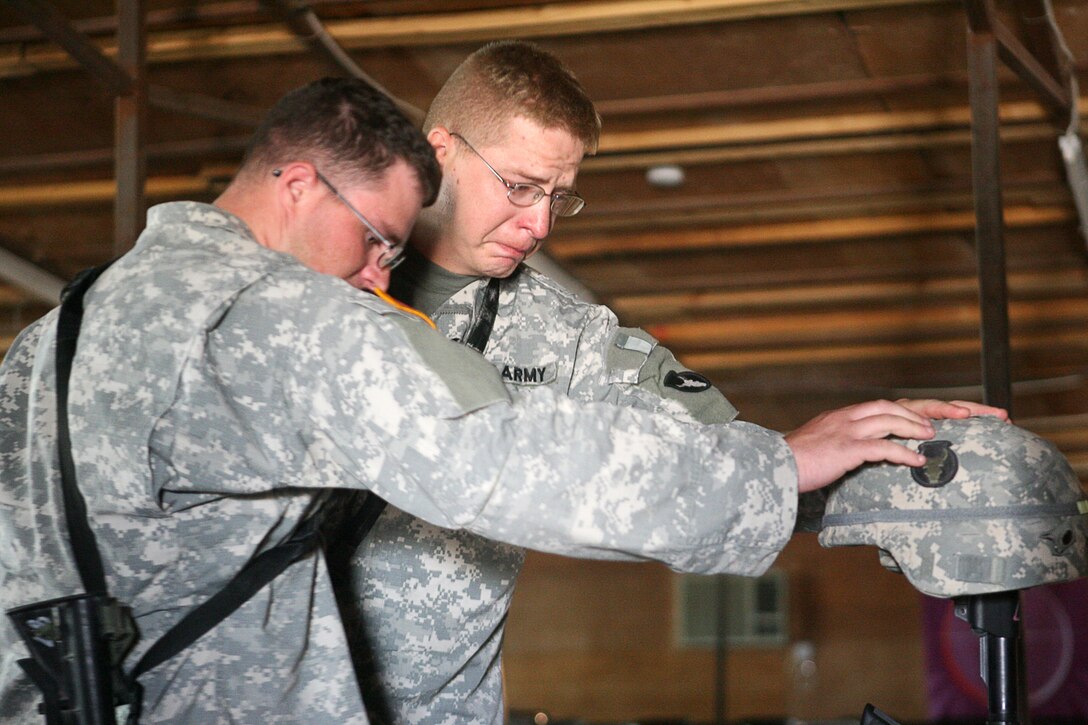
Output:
top-left (504, 535), bottom-right (929, 723)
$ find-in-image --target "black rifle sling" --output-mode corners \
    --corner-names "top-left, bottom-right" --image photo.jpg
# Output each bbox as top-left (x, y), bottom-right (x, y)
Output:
top-left (462, 276), bottom-right (501, 353)
top-left (128, 510), bottom-right (323, 681)
top-left (54, 264), bottom-right (385, 692)
top-left (56, 263), bottom-right (114, 596)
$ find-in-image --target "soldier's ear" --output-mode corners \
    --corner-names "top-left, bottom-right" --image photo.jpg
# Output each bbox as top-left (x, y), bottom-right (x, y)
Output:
top-left (427, 127), bottom-right (454, 167)
top-left (272, 163), bottom-right (321, 208)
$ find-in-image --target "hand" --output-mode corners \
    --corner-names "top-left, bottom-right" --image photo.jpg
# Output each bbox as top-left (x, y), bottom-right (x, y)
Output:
top-left (784, 398), bottom-right (1009, 493)
top-left (785, 399), bottom-right (938, 493)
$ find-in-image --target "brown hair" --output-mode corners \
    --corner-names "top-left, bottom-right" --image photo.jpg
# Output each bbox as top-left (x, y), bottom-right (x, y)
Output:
top-left (424, 40), bottom-right (601, 154)
top-left (243, 77), bottom-right (441, 205)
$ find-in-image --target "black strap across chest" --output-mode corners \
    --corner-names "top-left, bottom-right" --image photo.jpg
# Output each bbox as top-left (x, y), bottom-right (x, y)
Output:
top-left (54, 263), bottom-right (385, 706)
top-left (462, 276), bottom-right (502, 353)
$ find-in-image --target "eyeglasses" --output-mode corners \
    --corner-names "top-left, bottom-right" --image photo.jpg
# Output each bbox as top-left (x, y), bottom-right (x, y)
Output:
top-left (315, 170), bottom-right (407, 270)
top-left (450, 133), bottom-right (585, 217)
top-left (274, 167), bottom-right (406, 270)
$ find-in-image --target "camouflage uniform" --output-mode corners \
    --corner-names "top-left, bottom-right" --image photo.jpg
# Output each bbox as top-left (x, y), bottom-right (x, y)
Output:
top-left (1, 203), bottom-right (798, 724)
top-left (349, 253), bottom-right (746, 724)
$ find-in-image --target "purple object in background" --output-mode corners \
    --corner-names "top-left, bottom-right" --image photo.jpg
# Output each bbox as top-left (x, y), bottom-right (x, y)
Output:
top-left (921, 579), bottom-right (1088, 720)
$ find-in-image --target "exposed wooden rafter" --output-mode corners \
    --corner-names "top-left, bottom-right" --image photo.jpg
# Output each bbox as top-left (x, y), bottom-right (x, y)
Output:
top-left (0, 0), bottom-right (954, 78)
top-left (549, 205), bottom-right (1074, 259)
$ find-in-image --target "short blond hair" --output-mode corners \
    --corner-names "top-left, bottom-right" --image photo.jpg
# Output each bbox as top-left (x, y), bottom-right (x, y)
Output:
top-left (424, 40), bottom-right (601, 154)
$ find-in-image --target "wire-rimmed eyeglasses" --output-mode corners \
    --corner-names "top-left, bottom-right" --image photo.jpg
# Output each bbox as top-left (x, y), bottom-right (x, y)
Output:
top-left (450, 133), bottom-right (585, 218)
top-left (273, 167), bottom-right (406, 270)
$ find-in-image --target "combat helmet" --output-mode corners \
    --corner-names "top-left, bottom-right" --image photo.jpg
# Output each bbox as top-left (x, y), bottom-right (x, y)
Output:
top-left (818, 415), bottom-right (1088, 598)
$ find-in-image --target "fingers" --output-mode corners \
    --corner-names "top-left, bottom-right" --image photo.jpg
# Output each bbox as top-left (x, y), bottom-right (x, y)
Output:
top-left (894, 397), bottom-right (1009, 421)
top-left (946, 399), bottom-right (1009, 420)
top-left (849, 412), bottom-right (934, 443)
top-left (855, 438), bottom-right (927, 468)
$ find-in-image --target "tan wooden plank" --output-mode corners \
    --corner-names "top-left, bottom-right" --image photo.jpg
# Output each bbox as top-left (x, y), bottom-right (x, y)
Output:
top-left (549, 205), bottom-right (1075, 259)
top-left (597, 99), bottom-right (1057, 152)
top-left (0, 0), bottom-right (954, 76)
top-left (0, 175), bottom-right (214, 208)
top-left (679, 328), bottom-right (1088, 370)
top-left (565, 185), bottom-right (1072, 232)
top-left (649, 296), bottom-right (1088, 347)
top-left (609, 268), bottom-right (1088, 318)
top-left (579, 120), bottom-right (1082, 170)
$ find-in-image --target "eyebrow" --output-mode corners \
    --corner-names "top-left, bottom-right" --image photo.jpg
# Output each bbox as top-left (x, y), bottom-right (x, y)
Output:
top-left (509, 168), bottom-right (578, 195)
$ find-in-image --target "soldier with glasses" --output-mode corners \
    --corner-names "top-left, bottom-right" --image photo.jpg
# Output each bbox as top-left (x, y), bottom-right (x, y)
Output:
top-left (339, 40), bottom-right (1006, 724)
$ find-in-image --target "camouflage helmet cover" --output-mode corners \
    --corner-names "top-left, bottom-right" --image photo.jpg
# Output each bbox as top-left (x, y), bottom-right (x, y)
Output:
top-left (818, 416), bottom-right (1088, 598)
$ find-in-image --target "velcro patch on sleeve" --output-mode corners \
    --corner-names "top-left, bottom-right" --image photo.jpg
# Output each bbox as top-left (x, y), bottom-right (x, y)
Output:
top-left (614, 332), bottom-right (654, 355)
top-left (607, 327), bottom-right (658, 384)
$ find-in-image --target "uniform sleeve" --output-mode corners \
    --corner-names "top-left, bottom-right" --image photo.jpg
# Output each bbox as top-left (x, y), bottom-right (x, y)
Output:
top-left (158, 280), bottom-right (797, 576)
top-left (596, 322), bottom-right (824, 534)
top-left (314, 293), bottom-right (796, 576)
top-left (580, 313), bottom-right (825, 535)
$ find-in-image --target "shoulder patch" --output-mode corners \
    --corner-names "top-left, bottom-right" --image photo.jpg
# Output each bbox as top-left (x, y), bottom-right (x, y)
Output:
top-left (663, 370), bottom-right (712, 393)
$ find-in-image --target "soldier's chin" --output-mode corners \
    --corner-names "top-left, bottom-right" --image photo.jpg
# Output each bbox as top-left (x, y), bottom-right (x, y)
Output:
top-left (487, 256), bottom-right (522, 278)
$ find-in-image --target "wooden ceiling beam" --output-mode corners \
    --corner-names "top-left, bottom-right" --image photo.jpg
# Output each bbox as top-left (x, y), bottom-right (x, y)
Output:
top-left (0, 0), bottom-right (955, 77)
top-left (0, 175), bottom-right (217, 208)
top-left (0, 285), bottom-right (38, 305)
top-left (574, 247), bottom-right (1087, 297)
top-left (4, 0), bottom-right (132, 93)
top-left (594, 72), bottom-right (964, 115)
top-left (608, 268), bottom-right (1088, 319)
top-left (3, 96), bottom-right (1083, 180)
top-left (549, 204), bottom-right (1074, 258)
top-left (722, 369), bottom-right (1088, 400)
top-left (147, 85), bottom-right (264, 127)
top-left (569, 184), bottom-right (1071, 231)
top-left (580, 120), bottom-right (1078, 170)
top-left (1061, 453), bottom-right (1088, 480)
top-left (1024, 425), bottom-right (1088, 450)
top-left (679, 328), bottom-right (1088, 371)
top-left (5, 170), bottom-right (1071, 243)
top-left (646, 296), bottom-right (1088, 348)
top-left (0, 136), bottom-right (252, 175)
top-left (996, 23), bottom-right (1070, 112)
top-left (594, 96), bottom-right (1086, 155)
top-left (260, 0), bottom-right (424, 124)
top-left (0, 2), bottom-right (274, 43)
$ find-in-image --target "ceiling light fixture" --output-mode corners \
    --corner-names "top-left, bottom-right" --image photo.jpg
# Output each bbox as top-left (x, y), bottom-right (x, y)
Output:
top-left (645, 164), bottom-right (685, 188)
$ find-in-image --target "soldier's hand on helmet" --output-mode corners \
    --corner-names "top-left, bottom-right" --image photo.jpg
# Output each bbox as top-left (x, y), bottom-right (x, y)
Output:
top-left (785, 399), bottom-right (951, 493)
top-left (893, 397), bottom-right (1009, 422)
